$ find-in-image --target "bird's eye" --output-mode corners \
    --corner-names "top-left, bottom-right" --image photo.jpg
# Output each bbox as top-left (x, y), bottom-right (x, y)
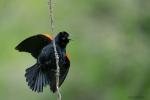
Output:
top-left (62, 37), bottom-right (66, 40)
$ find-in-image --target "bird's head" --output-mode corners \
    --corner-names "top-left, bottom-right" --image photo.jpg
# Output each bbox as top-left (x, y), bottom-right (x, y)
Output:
top-left (55, 31), bottom-right (71, 48)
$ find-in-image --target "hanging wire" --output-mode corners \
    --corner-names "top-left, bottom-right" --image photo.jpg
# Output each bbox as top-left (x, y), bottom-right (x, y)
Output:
top-left (48, 0), bottom-right (61, 100)
top-left (48, 0), bottom-right (54, 32)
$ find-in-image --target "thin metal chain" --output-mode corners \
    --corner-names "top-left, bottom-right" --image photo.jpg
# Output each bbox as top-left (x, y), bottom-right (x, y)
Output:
top-left (48, 0), bottom-right (61, 100)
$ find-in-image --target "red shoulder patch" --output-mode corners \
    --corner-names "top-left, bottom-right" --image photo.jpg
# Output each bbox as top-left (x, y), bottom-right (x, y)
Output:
top-left (43, 33), bottom-right (53, 41)
top-left (66, 52), bottom-right (70, 61)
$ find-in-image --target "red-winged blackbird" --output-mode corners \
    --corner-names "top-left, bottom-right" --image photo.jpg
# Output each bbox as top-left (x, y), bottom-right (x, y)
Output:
top-left (15, 31), bottom-right (70, 93)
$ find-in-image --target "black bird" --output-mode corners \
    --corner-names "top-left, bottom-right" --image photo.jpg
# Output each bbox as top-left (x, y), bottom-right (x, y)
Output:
top-left (15, 31), bottom-right (70, 93)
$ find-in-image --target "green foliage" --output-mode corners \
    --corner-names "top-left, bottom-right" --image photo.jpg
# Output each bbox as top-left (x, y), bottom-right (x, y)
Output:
top-left (0, 0), bottom-right (150, 100)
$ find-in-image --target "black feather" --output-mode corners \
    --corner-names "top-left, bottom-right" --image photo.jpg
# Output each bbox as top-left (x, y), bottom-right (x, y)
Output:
top-left (16, 32), bottom-right (70, 93)
top-left (15, 34), bottom-right (52, 58)
top-left (25, 64), bottom-right (51, 92)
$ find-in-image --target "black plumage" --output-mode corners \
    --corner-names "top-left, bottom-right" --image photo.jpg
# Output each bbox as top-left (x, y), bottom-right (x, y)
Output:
top-left (15, 32), bottom-right (70, 93)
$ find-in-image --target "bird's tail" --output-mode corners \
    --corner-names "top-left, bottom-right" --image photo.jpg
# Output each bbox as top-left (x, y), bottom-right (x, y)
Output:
top-left (25, 63), bottom-right (50, 92)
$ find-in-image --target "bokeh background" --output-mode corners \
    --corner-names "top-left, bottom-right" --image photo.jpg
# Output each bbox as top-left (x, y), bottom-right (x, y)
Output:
top-left (0, 0), bottom-right (150, 100)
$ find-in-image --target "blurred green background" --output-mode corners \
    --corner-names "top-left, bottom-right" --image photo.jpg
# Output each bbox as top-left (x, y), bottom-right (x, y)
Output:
top-left (0, 0), bottom-right (150, 100)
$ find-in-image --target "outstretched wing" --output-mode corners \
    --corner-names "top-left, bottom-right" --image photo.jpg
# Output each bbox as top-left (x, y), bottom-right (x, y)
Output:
top-left (50, 55), bottom-right (70, 93)
top-left (59, 55), bottom-right (70, 86)
top-left (15, 34), bottom-right (53, 58)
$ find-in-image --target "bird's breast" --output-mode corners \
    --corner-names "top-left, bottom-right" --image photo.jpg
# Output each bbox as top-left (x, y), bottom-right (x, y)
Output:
top-left (38, 45), bottom-right (66, 71)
